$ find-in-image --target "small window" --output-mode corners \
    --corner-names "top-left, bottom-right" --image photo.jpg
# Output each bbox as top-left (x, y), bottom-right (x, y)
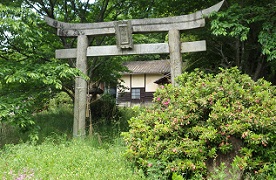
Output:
top-left (131, 88), bottom-right (140, 99)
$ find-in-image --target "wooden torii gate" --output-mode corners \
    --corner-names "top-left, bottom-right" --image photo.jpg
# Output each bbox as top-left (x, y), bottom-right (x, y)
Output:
top-left (45, 0), bottom-right (225, 137)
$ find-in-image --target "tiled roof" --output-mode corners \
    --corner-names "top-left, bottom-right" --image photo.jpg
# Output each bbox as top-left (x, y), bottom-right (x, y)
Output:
top-left (123, 60), bottom-right (170, 74)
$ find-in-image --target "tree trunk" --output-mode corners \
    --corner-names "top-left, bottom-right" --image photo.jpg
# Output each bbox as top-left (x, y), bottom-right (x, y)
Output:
top-left (235, 39), bottom-right (241, 68)
top-left (253, 56), bottom-right (265, 81)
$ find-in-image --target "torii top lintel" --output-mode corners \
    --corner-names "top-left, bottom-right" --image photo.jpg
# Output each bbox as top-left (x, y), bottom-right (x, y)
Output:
top-left (45, 0), bottom-right (225, 37)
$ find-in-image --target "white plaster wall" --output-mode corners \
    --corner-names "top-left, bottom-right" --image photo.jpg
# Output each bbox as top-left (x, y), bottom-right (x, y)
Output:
top-left (146, 74), bottom-right (162, 92)
top-left (131, 74), bottom-right (144, 87)
top-left (118, 74), bottom-right (162, 93)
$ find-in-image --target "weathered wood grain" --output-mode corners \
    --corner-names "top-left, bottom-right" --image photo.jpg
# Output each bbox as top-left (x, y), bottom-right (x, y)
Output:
top-left (169, 30), bottom-right (182, 86)
top-left (73, 35), bottom-right (88, 137)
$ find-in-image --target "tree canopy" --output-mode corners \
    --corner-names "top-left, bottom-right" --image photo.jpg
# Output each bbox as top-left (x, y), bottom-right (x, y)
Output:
top-left (209, 0), bottom-right (276, 81)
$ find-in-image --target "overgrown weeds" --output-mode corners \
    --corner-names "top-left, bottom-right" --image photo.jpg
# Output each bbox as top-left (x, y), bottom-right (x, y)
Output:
top-left (0, 137), bottom-right (145, 179)
top-left (0, 93), bottom-right (145, 179)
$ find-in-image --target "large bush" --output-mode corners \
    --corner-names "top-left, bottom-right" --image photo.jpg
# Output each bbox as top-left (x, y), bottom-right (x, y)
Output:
top-left (122, 67), bottom-right (276, 179)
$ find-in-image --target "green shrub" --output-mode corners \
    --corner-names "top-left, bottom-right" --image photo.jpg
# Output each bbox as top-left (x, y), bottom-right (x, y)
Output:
top-left (122, 67), bottom-right (276, 179)
top-left (90, 95), bottom-right (142, 140)
top-left (90, 94), bottom-right (118, 124)
top-left (116, 106), bottom-right (144, 132)
top-left (47, 92), bottom-right (73, 110)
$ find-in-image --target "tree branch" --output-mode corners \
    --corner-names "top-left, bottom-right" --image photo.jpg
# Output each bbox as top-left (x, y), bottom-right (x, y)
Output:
top-left (96, 0), bottom-right (110, 22)
top-left (62, 86), bottom-right (74, 101)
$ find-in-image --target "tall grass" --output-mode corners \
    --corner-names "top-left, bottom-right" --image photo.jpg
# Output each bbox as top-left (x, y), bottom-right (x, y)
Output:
top-left (34, 106), bottom-right (74, 142)
top-left (0, 123), bottom-right (21, 148)
top-left (0, 138), bottom-right (145, 179)
top-left (0, 93), bottom-right (145, 179)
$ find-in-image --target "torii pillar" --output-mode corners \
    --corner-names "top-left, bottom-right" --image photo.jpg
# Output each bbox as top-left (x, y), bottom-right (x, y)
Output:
top-left (169, 29), bottom-right (182, 86)
top-left (73, 35), bottom-right (88, 137)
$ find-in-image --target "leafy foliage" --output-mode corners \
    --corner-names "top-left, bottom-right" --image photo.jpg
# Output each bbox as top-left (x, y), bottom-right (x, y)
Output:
top-left (0, 4), bottom-right (80, 137)
top-left (209, 0), bottom-right (276, 80)
top-left (122, 67), bottom-right (276, 179)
